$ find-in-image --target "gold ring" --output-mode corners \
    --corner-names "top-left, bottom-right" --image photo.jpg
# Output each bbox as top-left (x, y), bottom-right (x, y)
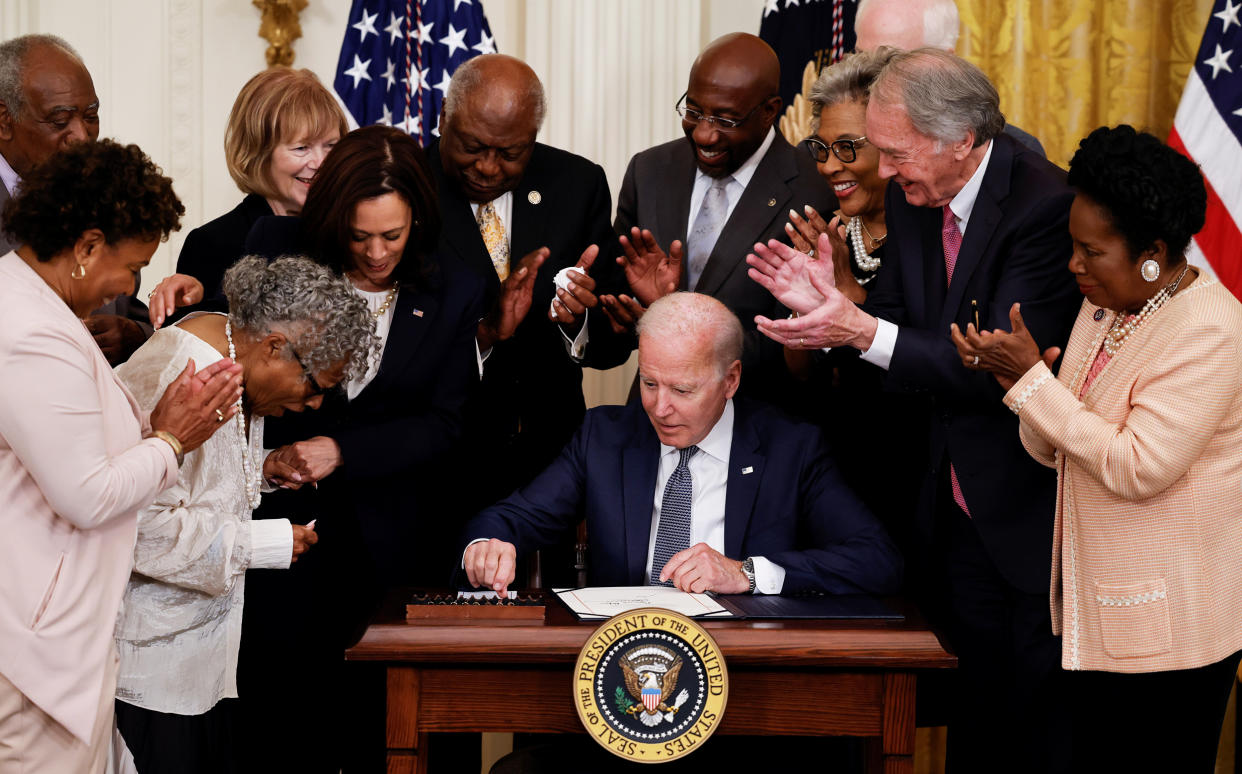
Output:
top-left (215, 408), bottom-right (225, 423)
top-left (147, 289), bottom-right (157, 300)
top-left (799, 337), bottom-right (806, 346)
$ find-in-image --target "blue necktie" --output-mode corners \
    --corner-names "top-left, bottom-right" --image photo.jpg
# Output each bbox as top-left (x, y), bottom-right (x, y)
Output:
top-left (651, 446), bottom-right (698, 585)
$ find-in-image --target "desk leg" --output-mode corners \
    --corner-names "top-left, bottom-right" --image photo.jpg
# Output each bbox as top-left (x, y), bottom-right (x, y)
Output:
top-left (864, 672), bottom-right (916, 774)
top-left (387, 666), bottom-right (428, 774)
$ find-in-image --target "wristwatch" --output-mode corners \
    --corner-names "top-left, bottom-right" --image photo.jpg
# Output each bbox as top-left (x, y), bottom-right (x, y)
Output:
top-left (741, 557), bottom-right (757, 594)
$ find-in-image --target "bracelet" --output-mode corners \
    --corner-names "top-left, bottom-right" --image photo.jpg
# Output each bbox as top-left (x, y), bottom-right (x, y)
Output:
top-left (1008, 372), bottom-right (1052, 415)
top-left (151, 430), bottom-right (185, 466)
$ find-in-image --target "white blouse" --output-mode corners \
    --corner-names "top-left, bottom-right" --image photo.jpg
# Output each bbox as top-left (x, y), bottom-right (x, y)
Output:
top-left (348, 285), bottom-right (397, 399)
top-left (112, 323), bottom-right (292, 715)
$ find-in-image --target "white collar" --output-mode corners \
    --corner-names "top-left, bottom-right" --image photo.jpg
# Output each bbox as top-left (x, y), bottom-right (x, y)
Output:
top-left (947, 139), bottom-right (994, 234)
top-left (658, 398), bottom-right (734, 463)
top-left (693, 127), bottom-right (776, 191)
top-left (0, 151), bottom-right (19, 198)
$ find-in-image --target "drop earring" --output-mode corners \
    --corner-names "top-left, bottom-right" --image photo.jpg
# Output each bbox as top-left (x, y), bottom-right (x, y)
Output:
top-left (70, 263), bottom-right (87, 280)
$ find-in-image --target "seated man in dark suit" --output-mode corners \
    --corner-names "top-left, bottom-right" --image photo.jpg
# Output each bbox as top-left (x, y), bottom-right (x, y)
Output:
top-left (462, 291), bottom-right (901, 597)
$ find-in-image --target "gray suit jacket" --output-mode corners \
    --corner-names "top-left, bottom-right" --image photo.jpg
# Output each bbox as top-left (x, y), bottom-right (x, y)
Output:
top-left (614, 133), bottom-right (835, 399)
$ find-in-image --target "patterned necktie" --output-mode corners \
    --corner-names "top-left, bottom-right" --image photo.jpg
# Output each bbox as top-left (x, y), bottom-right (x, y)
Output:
top-left (942, 204), bottom-right (963, 286)
top-left (650, 446), bottom-right (698, 585)
top-left (686, 177), bottom-right (731, 290)
top-left (477, 200), bottom-right (510, 281)
top-left (942, 204), bottom-right (972, 516)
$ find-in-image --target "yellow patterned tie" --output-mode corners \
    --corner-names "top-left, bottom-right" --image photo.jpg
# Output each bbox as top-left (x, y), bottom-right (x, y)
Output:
top-left (476, 200), bottom-right (510, 281)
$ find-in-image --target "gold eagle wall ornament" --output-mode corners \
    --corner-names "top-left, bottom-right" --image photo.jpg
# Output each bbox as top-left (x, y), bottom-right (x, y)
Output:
top-left (254, 0), bottom-right (308, 67)
top-left (779, 59), bottom-right (820, 147)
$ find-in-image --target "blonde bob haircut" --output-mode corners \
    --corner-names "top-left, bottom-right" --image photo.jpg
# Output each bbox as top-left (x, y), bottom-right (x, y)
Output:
top-left (224, 67), bottom-right (348, 201)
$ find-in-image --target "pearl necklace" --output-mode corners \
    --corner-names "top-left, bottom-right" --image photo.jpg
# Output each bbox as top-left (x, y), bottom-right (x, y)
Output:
top-left (371, 283), bottom-right (398, 319)
top-left (1101, 265), bottom-right (1189, 357)
top-left (846, 216), bottom-right (883, 274)
top-left (225, 318), bottom-right (263, 510)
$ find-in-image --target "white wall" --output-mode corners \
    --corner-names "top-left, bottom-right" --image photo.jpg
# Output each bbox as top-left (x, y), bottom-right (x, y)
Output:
top-left (0, 0), bottom-right (760, 403)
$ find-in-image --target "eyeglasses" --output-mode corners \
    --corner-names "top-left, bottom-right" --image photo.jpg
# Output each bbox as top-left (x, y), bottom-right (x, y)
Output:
top-left (675, 92), bottom-right (766, 131)
top-left (805, 136), bottom-right (869, 164)
top-left (289, 348), bottom-right (332, 397)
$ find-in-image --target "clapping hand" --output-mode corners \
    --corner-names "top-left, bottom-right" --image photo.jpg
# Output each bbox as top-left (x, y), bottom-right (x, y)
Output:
top-left (950, 303), bottom-right (1061, 391)
top-left (548, 245), bottom-right (601, 330)
top-left (478, 247), bottom-right (548, 351)
top-left (617, 227), bottom-right (681, 307)
top-left (598, 293), bottom-right (646, 334)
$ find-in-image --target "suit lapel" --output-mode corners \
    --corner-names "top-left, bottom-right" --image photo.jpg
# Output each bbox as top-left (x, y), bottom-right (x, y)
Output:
top-left (940, 138), bottom-right (1013, 330)
top-left (723, 403), bottom-right (763, 560)
top-left (661, 142), bottom-right (697, 258)
top-left (510, 158), bottom-right (550, 265)
top-left (623, 424), bottom-right (661, 584)
top-left (695, 135), bottom-right (792, 296)
top-left (429, 144), bottom-right (502, 298)
top-left (353, 282), bottom-right (439, 402)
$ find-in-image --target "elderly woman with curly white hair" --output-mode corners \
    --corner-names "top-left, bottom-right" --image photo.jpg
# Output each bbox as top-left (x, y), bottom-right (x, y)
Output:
top-left (109, 255), bottom-right (377, 774)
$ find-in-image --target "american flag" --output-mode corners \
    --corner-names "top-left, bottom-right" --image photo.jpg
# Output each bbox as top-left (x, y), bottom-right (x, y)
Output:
top-left (333, 0), bottom-right (497, 145)
top-left (759, 0), bottom-right (857, 114)
top-left (1170, 0), bottom-right (1242, 296)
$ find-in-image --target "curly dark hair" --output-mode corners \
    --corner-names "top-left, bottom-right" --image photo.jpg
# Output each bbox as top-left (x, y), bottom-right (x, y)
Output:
top-left (299, 125), bottom-right (440, 288)
top-left (1, 139), bottom-right (184, 260)
top-left (1067, 125), bottom-right (1206, 261)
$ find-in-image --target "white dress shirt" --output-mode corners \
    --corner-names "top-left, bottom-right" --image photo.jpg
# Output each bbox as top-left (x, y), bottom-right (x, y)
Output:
top-left (643, 400), bottom-right (785, 593)
top-left (685, 127), bottom-right (777, 245)
top-left (861, 139), bottom-right (995, 371)
top-left (469, 192), bottom-right (591, 360)
top-left (0, 151), bottom-right (19, 198)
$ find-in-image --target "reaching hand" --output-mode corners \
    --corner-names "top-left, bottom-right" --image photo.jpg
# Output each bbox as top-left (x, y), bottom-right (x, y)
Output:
top-left (147, 273), bottom-right (205, 329)
top-left (265, 437), bottom-right (343, 485)
top-left (479, 247), bottom-right (548, 350)
top-left (548, 244), bottom-right (601, 329)
top-left (617, 227), bottom-right (682, 307)
top-left (290, 524), bottom-right (318, 562)
top-left (598, 293), bottom-right (646, 334)
top-left (950, 303), bottom-right (1060, 392)
top-left (753, 246), bottom-right (878, 351)
top-left (784, 204), bottom-right (833, 256)
top-left (463, 538), bottom-right (518, 595)
top-left (149, 358), bottom-right (244, 454)
top-left (82, 314), bottom-right (146, 365)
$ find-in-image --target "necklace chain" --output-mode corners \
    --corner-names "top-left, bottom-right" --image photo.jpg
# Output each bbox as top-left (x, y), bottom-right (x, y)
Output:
top-left (372, 283), bottom-right (399, 319)
top-left (225, 318), bottom-right (263, 510)
top-left (1100, 265), bottom-right (1189, 358)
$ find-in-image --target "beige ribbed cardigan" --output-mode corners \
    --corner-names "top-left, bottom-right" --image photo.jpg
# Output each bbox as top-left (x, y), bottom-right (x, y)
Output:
top-left (1005, 273), bottom-right (1242, 673)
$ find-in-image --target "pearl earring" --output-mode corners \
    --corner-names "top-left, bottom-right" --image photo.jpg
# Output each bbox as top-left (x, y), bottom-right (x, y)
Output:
top-left (1140, 259), bottom-right (1160, 282)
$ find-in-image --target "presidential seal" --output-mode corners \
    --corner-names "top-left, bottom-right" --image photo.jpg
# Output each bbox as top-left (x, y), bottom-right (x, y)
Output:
top-left (574, 608), bottom-right (728, 763)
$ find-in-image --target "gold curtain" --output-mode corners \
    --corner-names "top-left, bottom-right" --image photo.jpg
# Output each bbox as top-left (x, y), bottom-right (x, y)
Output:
top-left (956, 0), bottom-right (1214, 168)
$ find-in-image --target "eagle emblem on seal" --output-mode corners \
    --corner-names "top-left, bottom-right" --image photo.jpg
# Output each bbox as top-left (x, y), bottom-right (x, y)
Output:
top-left (618, 645), bottom-right (691, 727)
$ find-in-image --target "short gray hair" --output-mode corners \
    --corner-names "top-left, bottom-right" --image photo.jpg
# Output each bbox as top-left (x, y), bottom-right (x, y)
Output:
top-left (855, 0), bottom-right (960, 51)
top-left (808, 49), bottom-right (888, 133)
top-left (222, 255), bottom-right (378, 380)
top-left (637, 292), bottom-right (743, 377)
top-left (0, 34), bottom-right (82, 119)
top-left (870, 47), bottom-right (1003, 147)
top-left (443, 54), bottom-right (547, 128)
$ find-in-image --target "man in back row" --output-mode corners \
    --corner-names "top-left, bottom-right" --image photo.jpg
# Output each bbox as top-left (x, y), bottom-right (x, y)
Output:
top-left (463, 292), bottom-right (901, 598)
top-left (0, 33), bottom-right (153, 365)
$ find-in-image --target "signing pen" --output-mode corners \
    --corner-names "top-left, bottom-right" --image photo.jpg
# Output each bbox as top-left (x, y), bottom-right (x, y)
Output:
top-left (971, 299), bottom-right (980, 330)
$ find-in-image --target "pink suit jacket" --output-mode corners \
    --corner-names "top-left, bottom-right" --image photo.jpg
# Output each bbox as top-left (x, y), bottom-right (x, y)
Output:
top-left (0, 252), bottom-right (177, 742)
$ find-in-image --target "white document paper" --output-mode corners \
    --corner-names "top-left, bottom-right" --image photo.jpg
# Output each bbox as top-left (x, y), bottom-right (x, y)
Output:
top-left (553, 586), bottom-right (733, 619)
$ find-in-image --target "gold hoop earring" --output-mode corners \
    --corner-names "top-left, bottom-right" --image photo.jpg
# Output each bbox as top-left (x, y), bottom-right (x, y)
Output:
top-left (70, 263), bottom-right (87, 280)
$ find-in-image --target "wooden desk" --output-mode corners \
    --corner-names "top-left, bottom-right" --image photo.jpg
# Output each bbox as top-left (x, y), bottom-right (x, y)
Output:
top-left (346, 597), bottom-right (955, 774)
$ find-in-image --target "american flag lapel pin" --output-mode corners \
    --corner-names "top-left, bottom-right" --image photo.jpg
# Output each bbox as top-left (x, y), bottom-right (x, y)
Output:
top-left (741, 466), bottom-right (753, 475)
top-left (412, 308), bottom-right (424, 317)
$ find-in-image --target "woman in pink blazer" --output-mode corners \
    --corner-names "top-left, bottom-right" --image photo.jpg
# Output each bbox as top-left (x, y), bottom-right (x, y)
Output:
top-left (0, 140), bottom-right (241, 774)
top-left (954, 125), bottom-right (1242, 772)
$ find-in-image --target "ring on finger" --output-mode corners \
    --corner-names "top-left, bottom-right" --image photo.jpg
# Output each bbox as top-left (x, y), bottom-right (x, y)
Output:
top-left (147, 289), bottom-right (157, 300)
top-left (215, 408), bottom-right (226, 423)
top-left (800, 337), bottom-right (806, 346)
top-left (972, 355), bottom-right (980, 366)
top-left (807, 248), bottom-right (815, 259)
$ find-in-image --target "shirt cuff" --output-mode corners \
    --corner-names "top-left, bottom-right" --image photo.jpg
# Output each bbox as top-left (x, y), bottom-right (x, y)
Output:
top-left (476, 341), bottom-right (490, 378)
top-left (249, 518), bottom-right (293, 570)
top-left (749, 556), bottom-right (785, 595)
top-left (462, 537), bottom-right (491, 568)
top-left (558, 307), bottom-right (590, 361)
top-left (859, 318), bottom-right (898, 371)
